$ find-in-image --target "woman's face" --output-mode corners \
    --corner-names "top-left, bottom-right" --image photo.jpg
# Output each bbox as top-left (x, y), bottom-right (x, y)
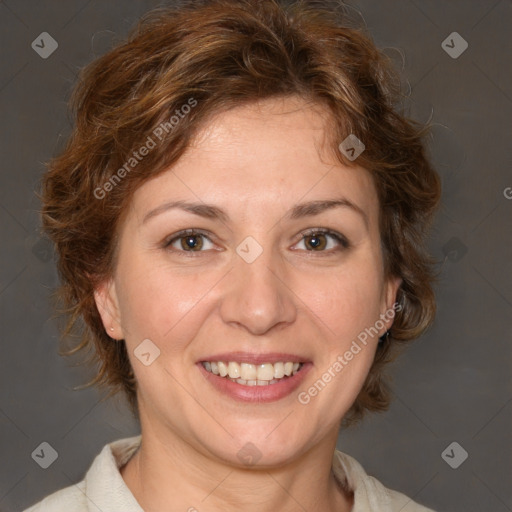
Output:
top-left (96, 96), bottom-right (400, 466)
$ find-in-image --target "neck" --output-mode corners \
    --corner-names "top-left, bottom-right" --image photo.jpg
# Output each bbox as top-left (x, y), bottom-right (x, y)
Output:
top-left (121, 420), bottom-right (353, 512)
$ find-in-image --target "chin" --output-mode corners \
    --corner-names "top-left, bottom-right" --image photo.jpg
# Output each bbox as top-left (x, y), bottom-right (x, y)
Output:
top-left (209, 421), bottom-right (311, 468)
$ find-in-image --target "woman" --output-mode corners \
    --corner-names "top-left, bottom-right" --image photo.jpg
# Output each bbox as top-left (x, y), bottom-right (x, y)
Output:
top-left (26, 0), bottom-right (441, 510)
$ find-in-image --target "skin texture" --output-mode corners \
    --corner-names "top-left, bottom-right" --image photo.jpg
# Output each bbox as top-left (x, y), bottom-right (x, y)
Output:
top-left (95, 96), bottom-right (401, 512)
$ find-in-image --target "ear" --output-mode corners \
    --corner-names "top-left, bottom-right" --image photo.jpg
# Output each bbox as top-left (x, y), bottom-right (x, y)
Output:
top-left (94, 278), bottom-right (124, 340)
top-left (380, 274), bottom-right (403, 333)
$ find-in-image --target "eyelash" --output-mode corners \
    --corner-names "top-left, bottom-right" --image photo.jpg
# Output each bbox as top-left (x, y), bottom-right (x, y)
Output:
top-left (163, 228), bottom-right (350, 257)
top-left (298, 228), bottom-right (350, 253)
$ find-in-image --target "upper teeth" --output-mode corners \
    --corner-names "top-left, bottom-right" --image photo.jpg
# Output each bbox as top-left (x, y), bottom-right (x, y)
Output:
top-left (202, 361), bottom-right (302, 381)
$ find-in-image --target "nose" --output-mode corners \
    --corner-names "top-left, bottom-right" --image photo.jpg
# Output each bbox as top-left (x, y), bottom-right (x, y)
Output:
top-left (219, 245), bottom-right (297, 336)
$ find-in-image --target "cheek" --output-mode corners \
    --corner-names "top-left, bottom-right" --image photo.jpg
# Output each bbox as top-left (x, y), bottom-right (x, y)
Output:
top-left (116, 257), bottom-right (219, 347)
top-left (298, 257), bottom-right (385, 343)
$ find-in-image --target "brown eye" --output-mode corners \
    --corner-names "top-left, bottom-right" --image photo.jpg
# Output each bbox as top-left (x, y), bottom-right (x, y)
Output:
top-left (295, 229), bottom-right (349, 253)
top-left (304, 233), bottom-right (327, 251)
top-left (164, 229), bottom-right (214, 253)
top-left (179, 234), bottom-right (204, 251)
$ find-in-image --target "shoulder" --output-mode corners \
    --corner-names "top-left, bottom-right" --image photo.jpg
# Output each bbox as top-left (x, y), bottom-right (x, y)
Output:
top-left (23, 435), bottom-right (142, 512)
top-left (333, 450), bottom-right (436, 512)
top-left (22, 480), bottom-right (87, 512)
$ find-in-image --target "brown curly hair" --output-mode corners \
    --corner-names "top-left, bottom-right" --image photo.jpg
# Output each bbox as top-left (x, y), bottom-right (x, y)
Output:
top-left (40, 0), bottom-right (441, 424)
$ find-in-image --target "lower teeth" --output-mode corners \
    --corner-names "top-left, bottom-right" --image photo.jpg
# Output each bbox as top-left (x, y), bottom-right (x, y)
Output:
top-left (228, 377), bottom-right (285, 386)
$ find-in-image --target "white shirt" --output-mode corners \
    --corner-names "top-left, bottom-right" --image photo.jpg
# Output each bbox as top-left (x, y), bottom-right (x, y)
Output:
top-left (24, 435), bottom-right (435, 511)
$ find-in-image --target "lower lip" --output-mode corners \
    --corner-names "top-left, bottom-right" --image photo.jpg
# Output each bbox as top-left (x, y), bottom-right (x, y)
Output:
top-left (197, 362), bottom-right (312, 403)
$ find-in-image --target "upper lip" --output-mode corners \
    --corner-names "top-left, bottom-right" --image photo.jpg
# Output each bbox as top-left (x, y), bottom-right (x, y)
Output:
top-left (198, 352), bottom-right (310, 365)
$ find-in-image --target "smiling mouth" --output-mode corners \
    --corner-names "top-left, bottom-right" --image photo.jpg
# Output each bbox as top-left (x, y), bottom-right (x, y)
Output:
top-left (201, 361), bottom-right (305, 386)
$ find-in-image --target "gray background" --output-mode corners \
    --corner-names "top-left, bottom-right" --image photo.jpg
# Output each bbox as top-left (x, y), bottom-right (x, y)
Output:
top-left (0, 1), bottom-right (510, 511)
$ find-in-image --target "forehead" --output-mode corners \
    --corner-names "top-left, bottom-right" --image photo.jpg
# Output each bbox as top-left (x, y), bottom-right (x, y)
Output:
top-left (128, 97), bottom-right (378, 227)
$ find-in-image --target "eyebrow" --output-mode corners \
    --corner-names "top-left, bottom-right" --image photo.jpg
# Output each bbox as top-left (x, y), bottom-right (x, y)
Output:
top-left (141, 198), bottom-right (368, 228)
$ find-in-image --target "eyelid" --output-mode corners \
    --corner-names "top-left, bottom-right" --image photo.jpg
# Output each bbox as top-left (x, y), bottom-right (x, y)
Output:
top-left (164, 228), bottom-right (213, 242)
top-left (163, 228), bottom-right (216, 254)
top-left (163, 227), bottom-right (350, 254)
top-left (294, 227), bottom-right (350, 252)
